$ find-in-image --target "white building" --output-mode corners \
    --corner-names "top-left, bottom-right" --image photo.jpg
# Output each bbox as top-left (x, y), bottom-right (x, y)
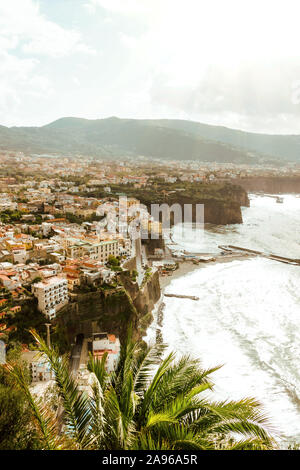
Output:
top-left (96, 240), bottom-right (119, 263)
top-left (66, 238), bottom-right (119, 263)
top-left (13, 249), bottom-right (27, 264)
top-left (32, 276), bottom-right (68, 320)
top-left (92, 333), bottom-right (120, 372)
top-left (22, 351), bottom-right (53, 382)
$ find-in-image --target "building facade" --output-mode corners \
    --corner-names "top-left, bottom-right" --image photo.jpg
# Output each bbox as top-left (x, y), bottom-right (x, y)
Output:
top-left (32, 276), bottom-right (68, 320)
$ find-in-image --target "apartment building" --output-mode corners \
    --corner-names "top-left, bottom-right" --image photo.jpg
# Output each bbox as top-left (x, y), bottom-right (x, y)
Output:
top-left (66, 238), bottom-right (119, 263)
top-left (32, 276), bottom-right (68, 320)
top-left (96, 239), bottom-right (119, 263)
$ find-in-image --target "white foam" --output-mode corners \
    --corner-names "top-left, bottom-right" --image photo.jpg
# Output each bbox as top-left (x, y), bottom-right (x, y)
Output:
top-left (160, 195), bottom-right (300, 446)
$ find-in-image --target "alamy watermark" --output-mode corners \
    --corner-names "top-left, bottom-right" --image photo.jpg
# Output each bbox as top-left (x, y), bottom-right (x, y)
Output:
top-left (96, 196), bottom-right (204, 241)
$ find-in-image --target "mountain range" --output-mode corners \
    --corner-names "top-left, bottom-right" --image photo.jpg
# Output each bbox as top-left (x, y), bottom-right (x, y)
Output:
top-left (1, 116), bottom-right (300, 164)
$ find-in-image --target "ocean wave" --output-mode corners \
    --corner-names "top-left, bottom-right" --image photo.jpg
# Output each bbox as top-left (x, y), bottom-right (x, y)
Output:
top-left (161, 196), bottom-right (300, 445)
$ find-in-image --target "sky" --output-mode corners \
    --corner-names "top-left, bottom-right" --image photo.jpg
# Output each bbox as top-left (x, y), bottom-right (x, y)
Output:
top-left (1, 0), bottom-right (300, 133)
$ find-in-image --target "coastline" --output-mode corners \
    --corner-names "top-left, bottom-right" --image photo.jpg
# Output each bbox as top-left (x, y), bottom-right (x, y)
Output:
top-left (158, 260), bottom-right (201, 291)
top-left (143, 195), bottom-right (300, 446)
top-left (145, 253), bottom-right (255, 342)
top-left (159, 252), bottom-right (255, 291)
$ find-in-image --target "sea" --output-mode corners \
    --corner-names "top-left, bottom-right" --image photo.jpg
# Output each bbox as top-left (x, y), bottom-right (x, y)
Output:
top-left (146, 194), bottom-right (300, 447)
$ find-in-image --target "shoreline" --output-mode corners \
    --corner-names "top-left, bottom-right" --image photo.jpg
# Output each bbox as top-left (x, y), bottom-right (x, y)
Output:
top-left (158, 260), bottom-right (201, 290)
top-left (145, 253), bottom-right (255, 341)
top-left (158, 252), bottom-right (254, 292)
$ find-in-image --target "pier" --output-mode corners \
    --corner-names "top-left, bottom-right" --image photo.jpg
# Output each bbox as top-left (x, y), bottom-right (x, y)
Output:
top-left (218, 245), bottom-right (300, 265)
top-left (252, 193), bottom-right (284, 203)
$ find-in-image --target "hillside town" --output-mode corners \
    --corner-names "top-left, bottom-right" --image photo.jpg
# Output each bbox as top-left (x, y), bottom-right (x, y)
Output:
top-left (0, 149), bottom-right (299, 394)
top-left (0, 152), bottom-right (171, 393)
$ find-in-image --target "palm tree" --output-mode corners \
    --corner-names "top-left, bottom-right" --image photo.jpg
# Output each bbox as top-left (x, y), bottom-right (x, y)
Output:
top-left (4, 328), bottom-right (276, 450)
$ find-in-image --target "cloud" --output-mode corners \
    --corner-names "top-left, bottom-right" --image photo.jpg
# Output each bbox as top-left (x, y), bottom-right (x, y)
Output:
top-left (2, 0), bottom-right (300, 132)
top-left (87, 0), bottom-right (153, 15)
top-left (0, 0), bottom-right (96, 58)
top-left (0, 0), bottom-right (96, 125)
top-left (90, 0), bottom-right (300, 132)
top-left (0, 49), bottom-right (54, 124)
top-left (150, 61), bottom-right (300, 133)
top-left (0, 0), bottom-right (96, 126)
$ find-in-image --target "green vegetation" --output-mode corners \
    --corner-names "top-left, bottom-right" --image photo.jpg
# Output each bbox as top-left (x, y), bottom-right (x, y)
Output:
top-left (130, 269), bottom-right (138, 282)
top-left (5, 329), bottom-right (276, 450)
top-left (30, 276), bottom-right (42, 285)
top-left (82, 180), bottom-right (247, 208)
top-left (78, 284), bottom-right (98, 293)
top-left (0, 344), bottom-right (41, 449)
top-left (5, 300), bottom-right (47, 347)
top-left (141, 267), bottom-right (152, 288)
top-left (106, 255), bottom-right (123, 272)
top-left (107, 255), bottom-right (120, 267)
top-left (55, 212), bottom-right (104, 224)
top-left (0, 209), bottom-right (23, 223)
top-left (0, 116), bottom-right (285, 163)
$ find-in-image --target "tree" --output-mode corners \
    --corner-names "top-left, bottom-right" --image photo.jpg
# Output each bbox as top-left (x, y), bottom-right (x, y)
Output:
top-left (4, 329), bottom-right (276, 450)
top-left (107, 255), bottom-right (120, 267)
top-left (0, 384), bottom-right (39, 449)
top-left (30, 276), bottom-right (42, 285)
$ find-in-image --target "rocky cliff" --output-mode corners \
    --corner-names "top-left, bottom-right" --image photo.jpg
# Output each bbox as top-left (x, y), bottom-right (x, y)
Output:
top-left (56, 270), bottom-right (161, 346)
top-left (202, 199), bottom-right (244, 224)
top-left (139, 182), bottom-right (249, 226)
top-left (151, 184), bottom-right (250, 225)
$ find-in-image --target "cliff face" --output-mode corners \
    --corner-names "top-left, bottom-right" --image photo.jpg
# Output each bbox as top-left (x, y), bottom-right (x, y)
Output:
top-left (205, 184), bottom-right (249, 224)
top-left (147, 183), bottom-right (249, 226)
top-left (232, 177), bottom-right (300, 194)
top-left (159, 184), bottom-right (249, 225)
top-left (203, 199), bottom-right (243, 224)
top-left (56, 270), bottom-right (161, 345)
top-left (121, 270), bottom-right (161, 316)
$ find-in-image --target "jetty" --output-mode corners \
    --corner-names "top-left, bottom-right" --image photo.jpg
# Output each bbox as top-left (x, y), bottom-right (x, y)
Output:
top-left (164, 293), bottom-right (199, 300)
top-left (252, 193), bottom-right (284, 203)
top-left (265, 194), bottom-right (284, 203)
top-left (218, 245), bottom-right (300, 266)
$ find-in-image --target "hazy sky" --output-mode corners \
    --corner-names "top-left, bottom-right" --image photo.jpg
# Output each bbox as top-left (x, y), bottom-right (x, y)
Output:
top-left (1, 0), bottom-right (300, 133)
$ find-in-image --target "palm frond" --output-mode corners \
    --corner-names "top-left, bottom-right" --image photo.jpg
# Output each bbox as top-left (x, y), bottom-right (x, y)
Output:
top-left (29, 329), bottom-right (92, 449)
top-left (5, 361), bottom-right (62, 450)
top-left (132, 342), bottom-right (167, 395)
top-left (137, 352), bottom-right (175, 425)
top-left (4, 328), bottom-right (276, 451)
top-left (150, 355), bottom-right (220, 412)
top-left (104, 387), bottom-right (136, 450)
top-left (145, 412), bottom-right (178, 428)
top-left (89, 372), bottom-right (106, 449)
top-left (87, 353), bottom-right (109, 390)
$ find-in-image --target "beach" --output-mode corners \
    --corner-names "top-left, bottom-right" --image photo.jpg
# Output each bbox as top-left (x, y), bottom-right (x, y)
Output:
top-left (158, 252), bottom-right (254, 291)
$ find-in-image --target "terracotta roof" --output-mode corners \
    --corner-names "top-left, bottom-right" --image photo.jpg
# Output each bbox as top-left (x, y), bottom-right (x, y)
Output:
top-left (107, 334), bottom-right (117, 343)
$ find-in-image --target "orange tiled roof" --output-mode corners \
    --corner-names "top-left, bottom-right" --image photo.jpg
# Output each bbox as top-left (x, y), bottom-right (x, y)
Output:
top-left (107, 334), bottom-right (116, 342)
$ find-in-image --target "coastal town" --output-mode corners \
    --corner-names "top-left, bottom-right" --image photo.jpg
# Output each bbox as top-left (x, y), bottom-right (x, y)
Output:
top-left (2, 0), bottom-right (300, 453)
top-left (0, 150), bottom-right (299, 396)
